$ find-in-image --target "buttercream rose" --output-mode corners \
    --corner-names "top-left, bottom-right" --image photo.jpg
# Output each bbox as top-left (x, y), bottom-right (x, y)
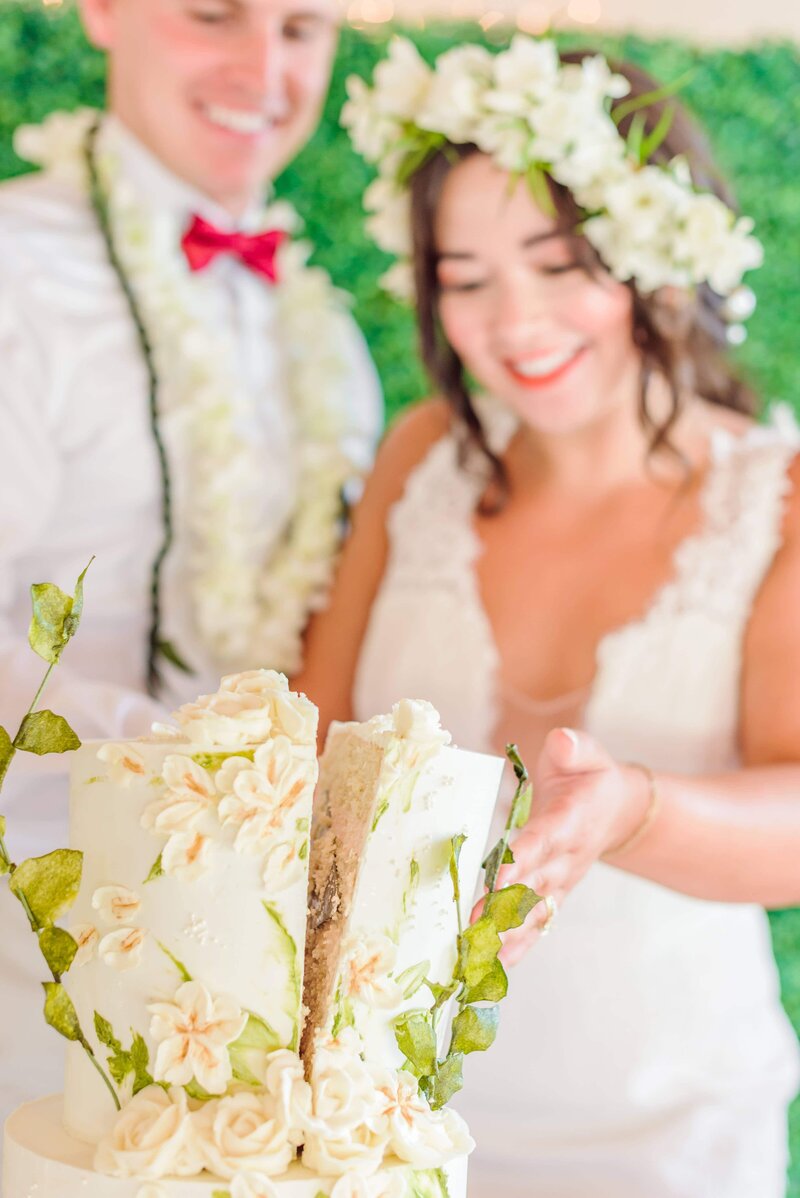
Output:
top-left (374, 1070), bottom-right (475, 1168)
top-left (263, 1050), bottom-right (314, 1144)
top-left (94, 1086), bottom-right (201, 1179)
top-left (192, 1090), bottom-right (295, 1180)
top-left (302, 1121), bottom-right (389, 1179)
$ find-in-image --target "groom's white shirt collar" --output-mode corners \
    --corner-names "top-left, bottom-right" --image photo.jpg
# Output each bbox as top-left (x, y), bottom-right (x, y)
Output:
top-left (98, 112), bottom-right (266, 237)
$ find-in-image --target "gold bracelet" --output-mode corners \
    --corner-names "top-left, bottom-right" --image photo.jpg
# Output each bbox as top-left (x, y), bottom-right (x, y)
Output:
top-left (602, 763), bottom-right (661, 859)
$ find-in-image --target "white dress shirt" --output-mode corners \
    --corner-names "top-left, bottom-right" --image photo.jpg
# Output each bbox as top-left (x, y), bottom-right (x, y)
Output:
top-left (0, 115), bottom-right (382, 1134)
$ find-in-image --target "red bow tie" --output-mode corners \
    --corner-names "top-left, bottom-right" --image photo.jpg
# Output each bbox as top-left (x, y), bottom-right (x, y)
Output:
top-left (181, 214), bottom-right (287, 282)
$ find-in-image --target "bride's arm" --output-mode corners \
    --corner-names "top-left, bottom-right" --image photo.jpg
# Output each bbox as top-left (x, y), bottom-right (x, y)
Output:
top-left (484, 456), bottom-right (800, 961)
top-left (291, 400), bottom-right (451, 746)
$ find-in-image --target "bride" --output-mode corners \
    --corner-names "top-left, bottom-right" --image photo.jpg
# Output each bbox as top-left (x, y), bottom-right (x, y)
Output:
top-left (294, 37), bottom-right (800, 1196)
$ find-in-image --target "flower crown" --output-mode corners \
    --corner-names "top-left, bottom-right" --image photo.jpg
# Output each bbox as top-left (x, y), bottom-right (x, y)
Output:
top-left (342, 36), bottom-right (761, 338)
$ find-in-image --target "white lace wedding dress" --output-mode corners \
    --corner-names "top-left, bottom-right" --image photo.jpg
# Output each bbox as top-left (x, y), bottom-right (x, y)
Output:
top-left (353, 404), bottom-right (800, 1197)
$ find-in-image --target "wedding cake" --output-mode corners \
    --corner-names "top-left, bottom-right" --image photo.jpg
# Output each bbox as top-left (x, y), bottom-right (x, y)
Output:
top-left (3, 672), bottom-right (513, 1198)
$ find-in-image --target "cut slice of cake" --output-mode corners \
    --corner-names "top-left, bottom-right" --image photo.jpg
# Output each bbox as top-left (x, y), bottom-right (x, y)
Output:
top-left (302, 700), bottom-right (504, 1071)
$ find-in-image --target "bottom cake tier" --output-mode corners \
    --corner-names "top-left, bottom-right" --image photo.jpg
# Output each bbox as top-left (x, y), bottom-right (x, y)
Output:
top-left (3, 1097), bottom-right (467, 1198)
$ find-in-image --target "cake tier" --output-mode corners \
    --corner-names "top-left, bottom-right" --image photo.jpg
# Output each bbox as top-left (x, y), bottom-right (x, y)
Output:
top-left (305, 708), bottom-right (503, 1068)
top-left (64, 735), bottom-right (316, 1145)
top-left (3, 1098), bottom-right (467, 1198)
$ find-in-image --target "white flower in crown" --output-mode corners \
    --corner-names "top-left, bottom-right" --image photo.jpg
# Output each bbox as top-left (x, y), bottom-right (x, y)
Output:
top-left (142, 756), bottom-right (217, 836)
top-left (161, 830), bottom-right (212, 880)
top-left (342, 934), bottom-right (404, 1009)
top-left (191, 1089), bottom-right (294, 1179)
top-left (92, 885), bottom-right (142, 925)
top-left (373, 35), bottom-right (432, 119)
top-left (69, 922), bottom-right (99, 967)
top-left (416, 44), bottom-right (494, 143)
top-left (148, 981), bottom-right (247, 1095)
top-left (97, 743), bottom-right (147, 787)
top-left (373, 1069), bottom-right (475, 1169)
top-left (94, 1085), bottom-right (202, 1179)
top-left (230, 1174), bottom-right (280, 1198)
top-left (341, 76), bottom-right (399, 163)
top-left (365, 179), bottom-right (413, 259)
top-left (98, 926), bottom-right (148, 971)
top-left (484, 33), bottom-right (560, 113)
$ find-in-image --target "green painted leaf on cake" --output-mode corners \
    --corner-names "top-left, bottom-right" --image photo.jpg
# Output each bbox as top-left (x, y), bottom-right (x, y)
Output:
top-left (212, 1191), bottom-right (232, 1198)
top-left (296, 817), bottom-right (310, 833)
top-left (299, 839), bottom-right (309, 861)
top-left (421, 1053), bottom-right (464, 1110)
top-left (144, 852), bottom-right (164, 883)
top-left (409, 1169), bottom-right (451, 1198)
top-left (28, 582), bottom-right (74, 664)
top-left (394, 1009), bottom-right (437, 1077)
top-left (43, 982), bottom-right (82, 1042)
top-left (130, 1032), bottom-right (154, 1094)
top-left (482, 884), bottom-right (539, 933)
top-left (450, 1005), bottom-right (499, 1056)
top-left (262, 901), bottom-right (301, 1046)
top-left (461, 957), bottom-right (507, 1005)
top-left (157, 941), bottom-right (193, 982)
top-left (184, 1078), bottom-right (216, 1102)
top-left (192, 749), bottom-right (255, 771)
top-left (14, 709), bottom-right (80, 756)
top-left (9, 849), bottom-right (83, 930)
top-left (448, 834), bottom-right (466, 909)
top-left (230, 1010), bottom-right (282, 1085)
top-left (0, 725), bottom-right (14, 788)
top-left (39, 926), bottom-right (78, 977)
top-left (395, 960), bottom-right (430, 1000)
top-left (94, 1011), bottom-right (123, 1054)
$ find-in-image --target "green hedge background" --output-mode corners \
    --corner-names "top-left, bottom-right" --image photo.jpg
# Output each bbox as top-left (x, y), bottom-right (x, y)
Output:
top-left (2, 1), bottom-right (800, 1186)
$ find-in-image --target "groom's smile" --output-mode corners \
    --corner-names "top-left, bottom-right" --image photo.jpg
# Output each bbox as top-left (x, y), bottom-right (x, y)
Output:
top-left (79, 0), bottom-right (341, 214)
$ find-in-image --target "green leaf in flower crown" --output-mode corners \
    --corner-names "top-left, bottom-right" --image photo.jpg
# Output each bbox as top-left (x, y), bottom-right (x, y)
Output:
top-left (394, 1009), bottom-right (437, 1077)
top-left (450, 1005), bottom-right (499, 1056)
top-left (422, 1052), bottom-right (464, 1110)
top-left (14, 710), bottom-right (80, 756)
top-left (43, 982), bottom-right (82, 1042)
top-left (39, 926), bottom-right (78, 977)
top-left (482, 884), bottom-right (540, 934)
top-left (10, 849), bottom-right (83, 930)
top-left (0, 725), bottom-right (14, 789)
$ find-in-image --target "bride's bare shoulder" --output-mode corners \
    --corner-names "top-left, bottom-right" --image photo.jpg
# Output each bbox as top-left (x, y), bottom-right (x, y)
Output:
top-left (367, 398), bottom-right (453, 500)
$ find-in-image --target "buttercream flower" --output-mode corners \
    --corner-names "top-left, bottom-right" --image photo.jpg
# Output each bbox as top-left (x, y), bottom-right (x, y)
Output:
top-left (161, 831), bottom-right (212, 881)
top-left (191, 1090), bottom-right (294, 1179)
top-left (97, 743), bottom-right (147, 786)
top-left (342, 934), bottom-right (403, 1009)
top-left (94, 1086), bottom-right (201, 1179)
top-left (309, 1038), bottom-right (386, 1141)
top-left (261, 838), bottom-right (307, 892)
top-left (92, 884), bottom-right (142, 925)
top-left (142, 756), bottom-right (217, 835)
top-left (263, 1050), bottom-right (314, 1145)
top-left (230, 1174), bottom-right (280, 1198)
top-left (217, 737), bottom-right (314, 855)
top-left (302, 1122), bottom-right (389, 1179)
top-left (69, 922), bottom-right (99, 967)
top-left (171, 689), bottom-right (274, 749)
top-left (374, 1069), bottom-right (475, 1168)
top-left (149, 981), bottom-right (247, 1095)
top-left (99, 926), bottom-right (148, 971)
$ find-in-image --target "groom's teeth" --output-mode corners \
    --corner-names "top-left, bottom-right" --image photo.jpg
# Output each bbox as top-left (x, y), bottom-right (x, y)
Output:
top-left (512, 348), bottom-right (580, 378)
top-left (205, 105), bottom-right (268, 135)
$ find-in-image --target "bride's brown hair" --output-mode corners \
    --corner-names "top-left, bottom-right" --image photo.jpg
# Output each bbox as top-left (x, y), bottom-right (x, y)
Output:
top-left (408, 51), bottom-right (758, 503)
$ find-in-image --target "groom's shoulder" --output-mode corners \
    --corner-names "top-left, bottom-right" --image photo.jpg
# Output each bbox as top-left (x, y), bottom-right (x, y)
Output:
top-left (0, 169), bottom-right (96, 270)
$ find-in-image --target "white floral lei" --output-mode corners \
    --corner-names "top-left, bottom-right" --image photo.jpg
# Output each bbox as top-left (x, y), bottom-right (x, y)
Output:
top-left (15, 109), bottom-right (357, 677)
top-left (342, 35), bottom-right (762, 333)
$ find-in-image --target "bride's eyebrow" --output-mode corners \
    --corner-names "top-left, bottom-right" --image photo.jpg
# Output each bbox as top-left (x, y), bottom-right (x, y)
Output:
top-left (521, 231), bottom-right (569, 249)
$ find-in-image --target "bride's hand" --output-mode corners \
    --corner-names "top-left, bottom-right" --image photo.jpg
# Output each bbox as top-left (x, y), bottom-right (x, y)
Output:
top-left (473, 728), bottom-right (652, 967)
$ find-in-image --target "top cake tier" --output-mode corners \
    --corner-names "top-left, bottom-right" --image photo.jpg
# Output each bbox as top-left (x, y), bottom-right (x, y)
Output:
top-left (63, 671), bottom-right (318, 1145)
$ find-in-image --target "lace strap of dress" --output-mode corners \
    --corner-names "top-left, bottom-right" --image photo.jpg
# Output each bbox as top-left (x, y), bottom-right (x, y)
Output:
top-left (654, 405), bottom-right (800, 626)
top-left (386, 399), bottom-right (517, 585)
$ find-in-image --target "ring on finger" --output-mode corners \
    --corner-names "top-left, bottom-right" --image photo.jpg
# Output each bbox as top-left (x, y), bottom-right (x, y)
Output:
top-left (540, 894), bottom-right (558, 936)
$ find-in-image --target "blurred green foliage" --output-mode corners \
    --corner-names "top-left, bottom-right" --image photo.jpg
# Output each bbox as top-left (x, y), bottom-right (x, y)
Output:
top-left (1, 2), bottom-right (800, 1187)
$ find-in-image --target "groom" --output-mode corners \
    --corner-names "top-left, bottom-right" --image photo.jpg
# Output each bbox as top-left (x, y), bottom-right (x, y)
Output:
top-left (0, 0), bottom-right (381, 1135)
